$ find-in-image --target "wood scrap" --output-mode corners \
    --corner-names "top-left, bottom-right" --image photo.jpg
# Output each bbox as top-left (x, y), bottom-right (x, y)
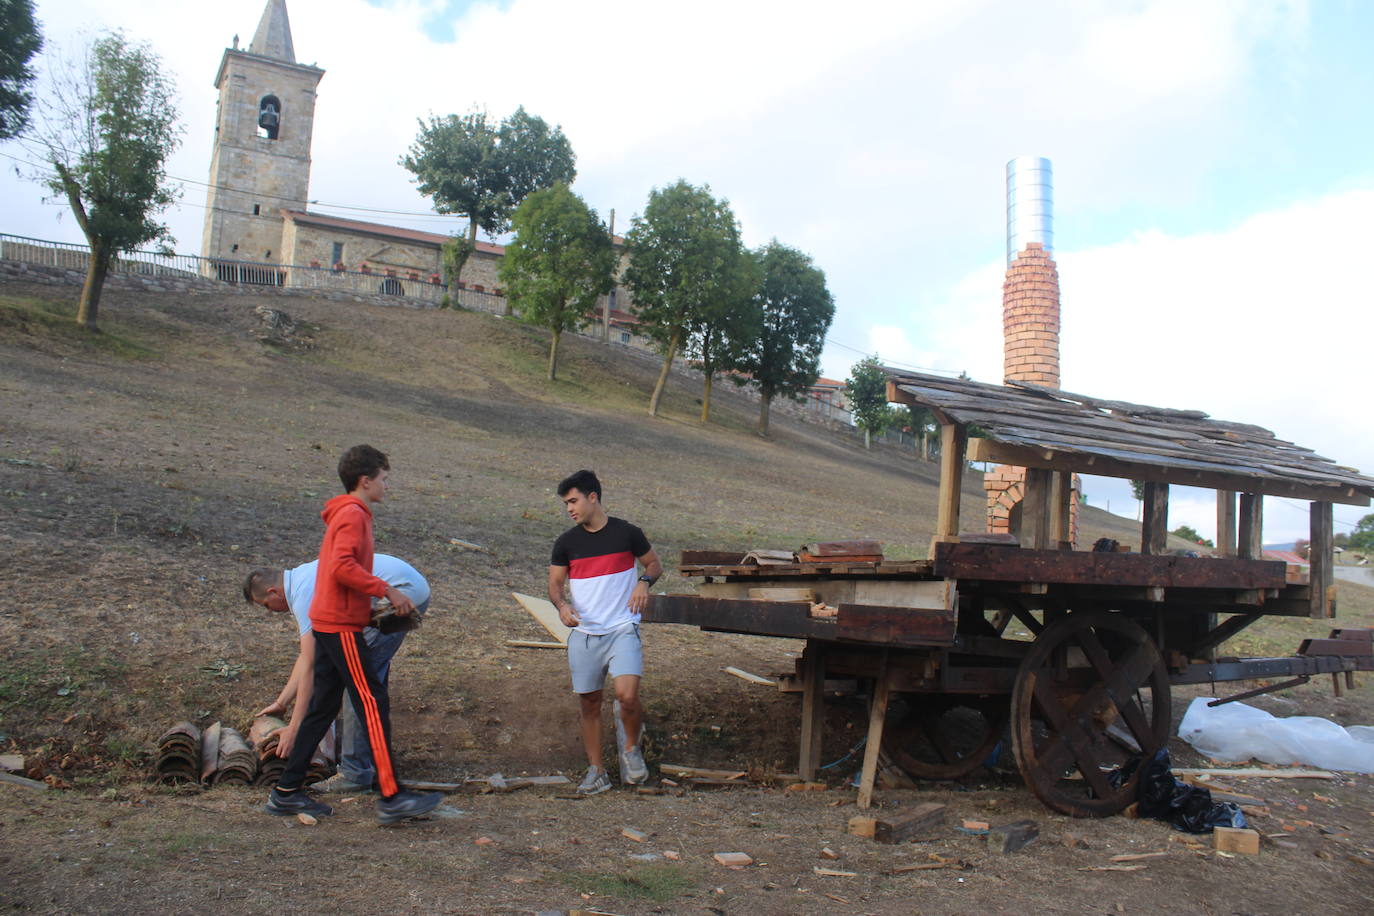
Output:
top-left (1173, 767), bottom-right (1335, 780)
top-left (0, 771), bottom-right (47, 790)
top-left (854, 803), bottom-right (946, 844)
top-left (1110, 852), bottom-right (1166, 862)
top-left (511, 592), bottom-right (571, 645)
top-left (808, 603), bottom-right (838, 618)
top-left (1080, 864), bottom-right (1146, 872)
top-left (813, 866), bottom-right (859, 877)
top-left (504, 640), bottom-right (564, 649)
top-left (713, 852), bottom-right (753, 867)
top-left (0, 755), bottom-right (24, 773)
top-left (748, 587), bottom-right (815, 601)
top-left (723, 666), bottom-right (776, 686)
top-left (1213, 827), bottom-right (1260, 855)
top-left (658, 763), bottom-right (746, 781)
top-left (989, 819), bottom-right (1039, 854)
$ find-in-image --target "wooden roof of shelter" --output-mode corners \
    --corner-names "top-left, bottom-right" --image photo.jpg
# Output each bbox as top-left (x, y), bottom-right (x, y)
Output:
top-left (885, 369), bottom-right (1374, 506)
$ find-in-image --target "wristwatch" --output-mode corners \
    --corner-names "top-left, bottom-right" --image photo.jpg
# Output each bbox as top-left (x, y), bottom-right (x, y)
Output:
top-left (637, 575), bottom-right (654, 585)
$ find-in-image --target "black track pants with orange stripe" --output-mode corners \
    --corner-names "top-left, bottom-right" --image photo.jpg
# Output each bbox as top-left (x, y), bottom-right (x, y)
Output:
top-left (275, 630), bottom-right (401, 798)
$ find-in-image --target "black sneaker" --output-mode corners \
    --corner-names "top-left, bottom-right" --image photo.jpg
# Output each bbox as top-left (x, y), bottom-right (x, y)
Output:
top-left (376, 790), bottom-right (442, 825)
top-left (264, 788), bottom-right (333, 818)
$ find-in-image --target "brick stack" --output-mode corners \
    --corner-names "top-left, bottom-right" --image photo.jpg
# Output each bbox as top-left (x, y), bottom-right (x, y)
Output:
top-left (985, 242), bottom-right (1077, 543)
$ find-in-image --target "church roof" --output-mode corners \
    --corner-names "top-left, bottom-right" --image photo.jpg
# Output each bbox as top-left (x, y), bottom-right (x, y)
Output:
top-left (280, 210), bottom-right (505, 256)
top-left (249, 0), bottom-right (296, 63)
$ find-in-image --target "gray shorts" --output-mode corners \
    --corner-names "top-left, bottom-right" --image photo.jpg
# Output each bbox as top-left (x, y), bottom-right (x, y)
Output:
top-left (568, 624), bottom-right (643, 694)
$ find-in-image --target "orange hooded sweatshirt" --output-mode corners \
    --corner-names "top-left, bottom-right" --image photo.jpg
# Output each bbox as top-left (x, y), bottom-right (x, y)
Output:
top-left (309, 494), bottom-right (389, 633)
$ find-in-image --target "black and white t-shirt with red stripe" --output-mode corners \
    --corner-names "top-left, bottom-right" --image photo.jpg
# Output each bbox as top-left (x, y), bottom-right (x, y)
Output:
top-left (550, 517), bottom-right (652, 635)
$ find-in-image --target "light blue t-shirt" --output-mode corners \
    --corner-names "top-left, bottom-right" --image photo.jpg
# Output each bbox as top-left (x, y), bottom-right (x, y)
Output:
top-left (283, 554), bottom-right (430, 636)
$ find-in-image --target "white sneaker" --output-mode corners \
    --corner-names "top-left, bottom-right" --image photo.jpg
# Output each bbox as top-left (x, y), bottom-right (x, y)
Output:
top-left (576, 765), bottom-right (612, 796)
top-left (621, 746), bottom-right (649, 785)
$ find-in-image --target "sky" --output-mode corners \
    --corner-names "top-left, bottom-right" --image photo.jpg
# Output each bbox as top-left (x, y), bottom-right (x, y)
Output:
top-left (4, 0), bottom-right (1373, 544)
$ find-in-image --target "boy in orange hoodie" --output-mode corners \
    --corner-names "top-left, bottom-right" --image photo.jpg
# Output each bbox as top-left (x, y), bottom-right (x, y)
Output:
top-left (264, 444), bottom-right (441, 824)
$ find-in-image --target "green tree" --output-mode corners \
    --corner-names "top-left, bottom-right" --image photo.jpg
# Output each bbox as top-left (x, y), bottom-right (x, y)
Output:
top-left (33, 32), bottom-right (181, 330)
top-left (846, 356), bottom-right (893, 449)
top-left (689, 251), bottom-right (759, 424)
top-left (906, 403), bottom-right (937, 459)
top-left (1171, 524), bottom-right (1214, 548)
top-left (402, 106), bottom-right (575, 291)
top-left (1349, 513), bottom-right (1374, 552)
top-left (1129, 480), bottom-right (1146, 501)
top-left (0, 0), bottom-right (43, 139)
top-left (623, 180), bottom-right (751, 418)
top-left (499, 184), bottom-right (614, 381)
top-left (740, 241), bottom-right (835, 437)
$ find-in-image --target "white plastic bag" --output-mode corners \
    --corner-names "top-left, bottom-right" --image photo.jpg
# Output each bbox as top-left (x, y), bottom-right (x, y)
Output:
top-left (1177, 697), bottom-right (1374, 773)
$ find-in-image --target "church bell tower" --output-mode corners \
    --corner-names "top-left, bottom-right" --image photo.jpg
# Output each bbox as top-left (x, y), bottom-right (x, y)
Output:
top-left (201, 0), bottom-right (324, 266)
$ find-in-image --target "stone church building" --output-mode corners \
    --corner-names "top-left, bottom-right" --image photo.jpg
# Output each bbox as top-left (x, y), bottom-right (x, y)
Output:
top-left (200, 0), bottom-right (627, 320)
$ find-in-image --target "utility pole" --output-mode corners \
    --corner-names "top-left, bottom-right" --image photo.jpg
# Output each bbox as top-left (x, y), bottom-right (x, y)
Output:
top-left (603, 209), bottom-right (615, 343)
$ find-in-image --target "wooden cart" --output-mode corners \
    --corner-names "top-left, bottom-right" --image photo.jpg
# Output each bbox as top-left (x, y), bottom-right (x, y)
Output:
top-left (642, 371), bottom-right (1374, 818)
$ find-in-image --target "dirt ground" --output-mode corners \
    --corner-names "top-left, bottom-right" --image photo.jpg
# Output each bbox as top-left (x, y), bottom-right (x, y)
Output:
top-left (1, 283), bottom-right (1372, 915)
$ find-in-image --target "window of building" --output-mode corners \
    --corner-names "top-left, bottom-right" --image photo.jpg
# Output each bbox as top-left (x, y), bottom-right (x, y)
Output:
top-left (619, 331), bottom-right (631, 344)
top-left (332, 242), bottom-right (344, 266)
top-left (252, 204), bottom-right (261, 215)
top-left (257, 95), bottom-right (281, 140)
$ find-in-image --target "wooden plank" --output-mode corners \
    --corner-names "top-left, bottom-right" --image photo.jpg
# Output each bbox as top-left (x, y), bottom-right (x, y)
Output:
top-left (933, 542), bottom-right (1287, 589)
top-left (511, 592), bottom-right (571, 645)
top-left (1297, 638), bottom-right (1372, 657)
top-left (1216, 491), bottom-right (1237, 557)
top-left (933, 422), bottom-right (967, 550)
top-left (0, 772), bottom-right (47, 790)
top-left (835, 604), bottom-right (956, 647)
top-left (1310, 501), bottom-right (1333, 619)
top-left (1237, 494), bottom-right (1262, 560)
top-left (1141, 482), bottom-right (1169, 556)
top-left (643, 594), bottom-right (822, 639)
top-left (1213, 827), bottom-right (1260, 855)
top-left (856, 650), bottom-right (890, 810)
top-left (799, 641), bottom-right (826, 781)
top-left (659, 764), bottom-right (747, 780)
top-left (748, 587), bottom-right (816, 601)
top-left (1052, 470), bottom-right (1074, 550)
top-left (504, 640), bottom-right (565, 649)
top-left (724, 666), bottom-right (777, 686)
top-left (872, 803), bottom-right (947, 843)
top-left (804, 540), bottom-right (883, 557)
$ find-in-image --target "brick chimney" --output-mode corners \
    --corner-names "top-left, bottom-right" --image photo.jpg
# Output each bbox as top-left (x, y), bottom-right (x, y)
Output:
top-left (986, 158), bottom-right (1077, 543)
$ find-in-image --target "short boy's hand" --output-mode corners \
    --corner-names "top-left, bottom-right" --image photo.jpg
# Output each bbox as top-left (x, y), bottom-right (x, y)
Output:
top-left (256, 700), bottom-right (286, 718)
top-left (384, 586), bottom-right (415, 616)
top-left (557, 603), bottom-right (580, 627)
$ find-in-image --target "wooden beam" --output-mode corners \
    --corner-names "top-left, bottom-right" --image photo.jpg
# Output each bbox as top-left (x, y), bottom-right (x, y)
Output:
top-left (1141, 482), bottom-right (1169, 555)
top-left (965, 437), bottom-right (1371, 506)
top-left (1216, 490), bottom-right (1237, 558)
top-left (1052, 470), bottom-right (1074, 550)
top-left (886, 379), bottom-right (918, 406)
top-left (933, 542), bottom-right (1288, 589)
top-left (1021, 467), bottom-right (1052, 549)
top-left (835, 604), bottom-right (957, 647)
top-left (856, 650), bottom-right (891, 810)
top-left (1237, 494), bottom-right (1262, 560)
top-left (799, 641), bottom-right (826, 781)
top-left (931, 423), bottom-right (967, 556)
top-left (1310, 501), bottom-right (1334, 619)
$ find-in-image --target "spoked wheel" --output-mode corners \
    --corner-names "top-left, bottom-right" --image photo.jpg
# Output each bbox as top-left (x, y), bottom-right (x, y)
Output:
top-left (1010, 612), bottom-right (1171, 817)
top-left (882, 694), bottom-right (1009, 780)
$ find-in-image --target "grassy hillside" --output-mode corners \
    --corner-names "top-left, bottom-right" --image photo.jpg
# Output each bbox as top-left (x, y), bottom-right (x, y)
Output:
top-left (0, 281), bottom-right (1363, 786)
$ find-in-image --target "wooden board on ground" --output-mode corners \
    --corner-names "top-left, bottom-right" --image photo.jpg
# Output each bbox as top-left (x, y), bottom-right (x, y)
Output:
top-left (1172, 767), bottom-right (1335, 779)
top-left (850, 803), bottom-right (946, 844)
top-left (504, 640), bottom-right (564, 650)
top-left (659, 763), bottom-right (747, 780)
top-left (724, 666), bottom-right (777, 686)
top-left (1213, 827), bottom-right (1260, 855)
top-left (511, 592), bottom-right (571, 645)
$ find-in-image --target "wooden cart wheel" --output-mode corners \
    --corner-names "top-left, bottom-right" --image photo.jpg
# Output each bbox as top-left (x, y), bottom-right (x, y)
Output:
top-left (882, 695), bottom-right (1009, 780)
top-left (1010, 612), bottom-right (1170, 817)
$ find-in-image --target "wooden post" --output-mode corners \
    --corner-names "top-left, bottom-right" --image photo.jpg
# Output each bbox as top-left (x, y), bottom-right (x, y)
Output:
top-left (930, 422), bottom-right (967, 558)
top-left (1216, 490), bottom-right (1237, 557)
top-left (798, 641), bottom-right (826, 780)
top-left (1141, 482), bottom-right (1169, 555)
top-left (1237, 493), bottom-right (1262, 560)
top-left (1310, 501), bottom-right (1334, 619)
top-left (1021, 467), bottom-right (1052, 549)
top-left (1051, 471), bottom-right (1074, 550)
top-left (856, 651), bottom-right (891, 810)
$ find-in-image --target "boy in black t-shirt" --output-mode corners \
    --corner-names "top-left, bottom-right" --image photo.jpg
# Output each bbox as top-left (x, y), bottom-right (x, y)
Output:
top-left (548, 470), bottom-right (662, 793)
